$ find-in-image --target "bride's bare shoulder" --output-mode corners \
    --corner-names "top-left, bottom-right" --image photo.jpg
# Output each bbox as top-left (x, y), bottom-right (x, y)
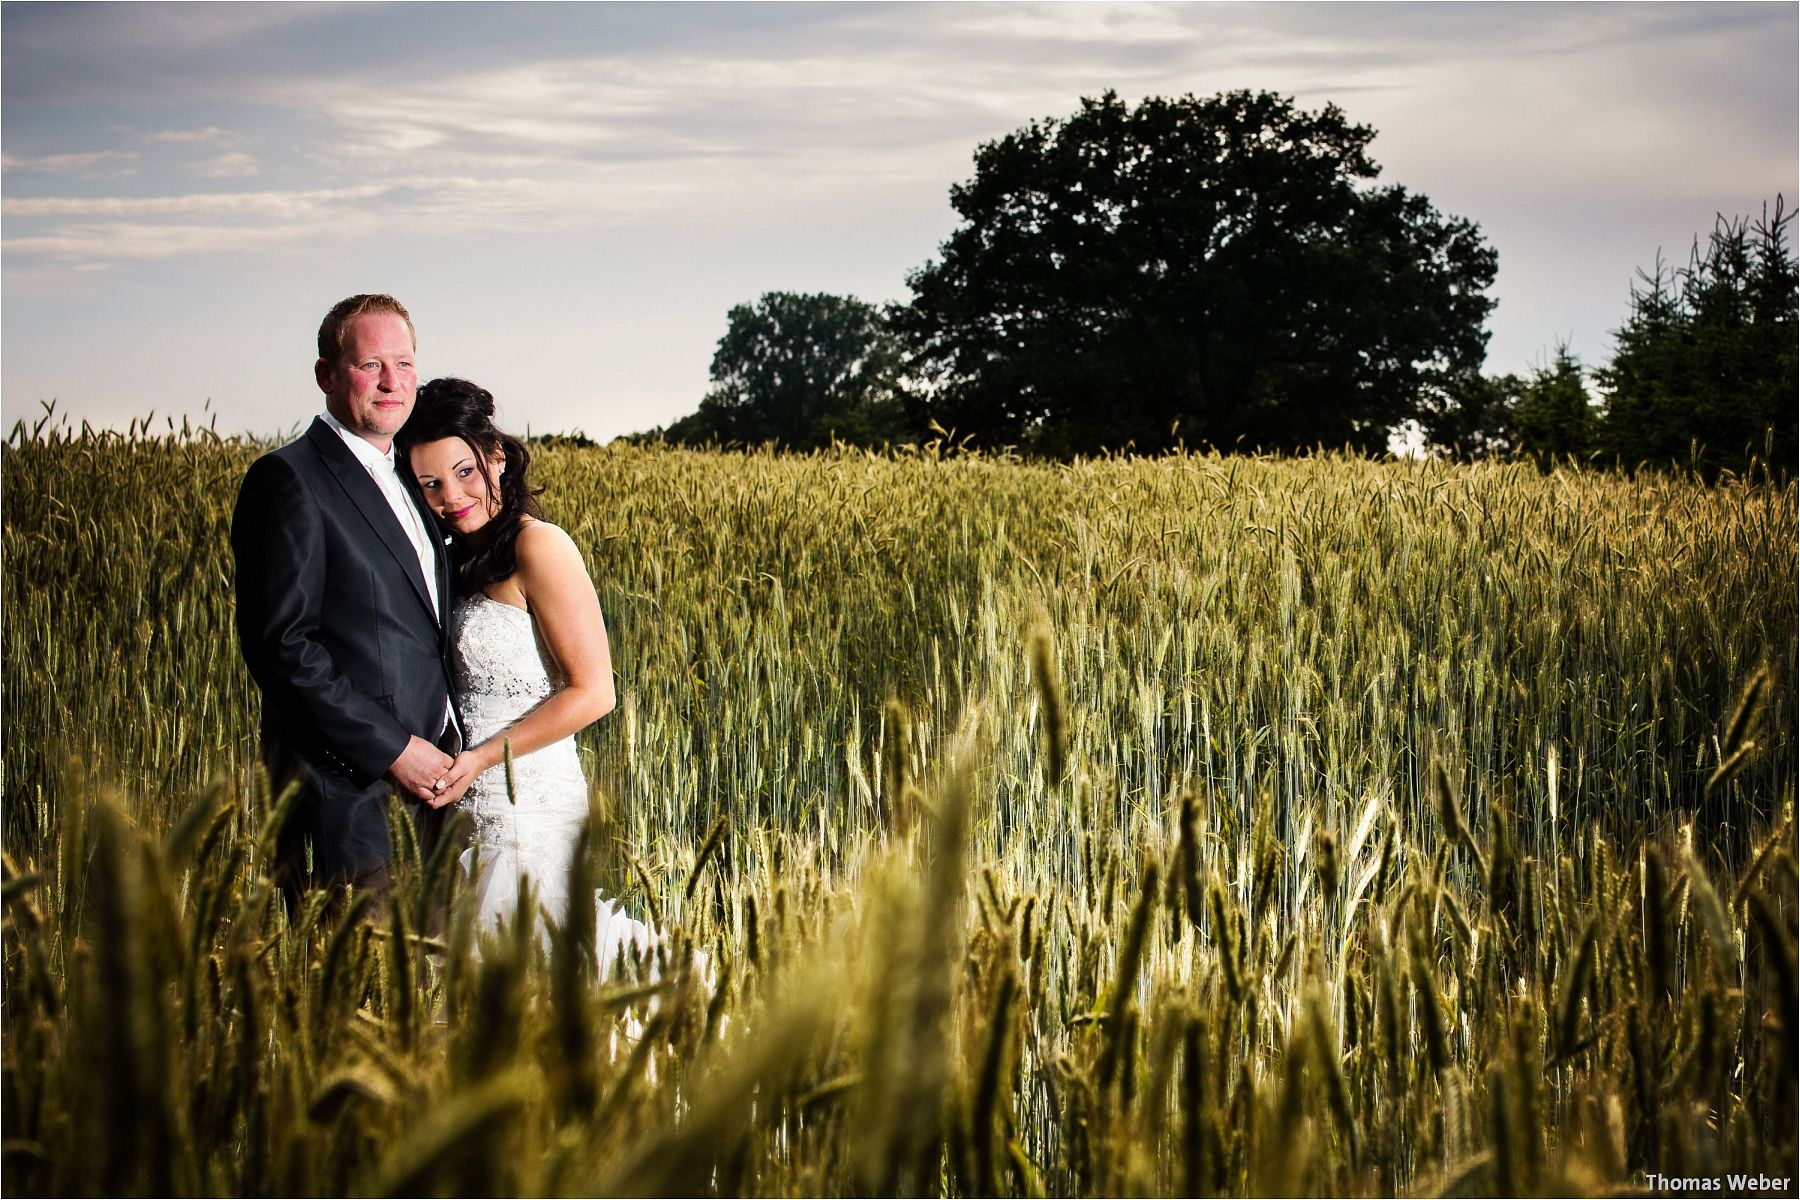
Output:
top-left (513, 519), bottom-right (587, 574)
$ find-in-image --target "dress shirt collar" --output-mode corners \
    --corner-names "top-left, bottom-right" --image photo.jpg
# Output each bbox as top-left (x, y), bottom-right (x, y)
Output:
top-left (320, 409), bottom-right (398, 474)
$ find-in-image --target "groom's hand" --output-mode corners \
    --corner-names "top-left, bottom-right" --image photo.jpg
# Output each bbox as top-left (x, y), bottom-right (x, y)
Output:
top-left (390, 736), bottom-right (456, 803)
top-left (426, 745), bottom-right (494, 808)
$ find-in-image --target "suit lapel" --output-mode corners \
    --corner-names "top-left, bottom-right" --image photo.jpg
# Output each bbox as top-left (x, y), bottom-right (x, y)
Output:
top-left (305, 419), bottom-right (438, 623)
top-left (400, 469), bottom-right (457, 639)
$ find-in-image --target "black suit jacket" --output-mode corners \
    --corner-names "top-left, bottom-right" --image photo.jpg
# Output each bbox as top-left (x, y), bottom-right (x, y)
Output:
top-left (231, 417), bottom-right (456, 884)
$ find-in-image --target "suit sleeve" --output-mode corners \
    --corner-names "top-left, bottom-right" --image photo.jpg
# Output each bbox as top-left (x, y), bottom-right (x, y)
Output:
top-left (231, 454), bottom-right (413, 781)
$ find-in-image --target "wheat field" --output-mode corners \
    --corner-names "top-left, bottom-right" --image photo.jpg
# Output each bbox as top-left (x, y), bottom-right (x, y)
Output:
top-left (2, 416), bottom-right (1795, 1197)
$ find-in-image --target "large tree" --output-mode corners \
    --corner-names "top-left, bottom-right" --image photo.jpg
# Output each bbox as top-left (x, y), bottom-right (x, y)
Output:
top-left (1596, 200), bottom-right (1796, 478)
top-left (661, 292), bottom-right (913, 451)
top-left (895, 90), bottom-right (1498, 456)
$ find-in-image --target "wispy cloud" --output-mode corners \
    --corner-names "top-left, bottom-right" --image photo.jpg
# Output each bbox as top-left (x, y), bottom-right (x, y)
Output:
top-left (149, 126), bottom-right (230, 144)
top-left (191, 151), bottom-right (259, 179)
top-left (942, 2), bottom-right (1203, 45)
top-left (3, 182), bottom-right (399, 263)
top-left (294, 52), bottom-right (999, 168)
top-left (3, 183), bottom-right (398, 221)
top-left (0, 173), bottom-right (706, 267)
top-left (2, 220), bottom-right (351, 263)
top-left (1, 150), bottom-right (139, 176)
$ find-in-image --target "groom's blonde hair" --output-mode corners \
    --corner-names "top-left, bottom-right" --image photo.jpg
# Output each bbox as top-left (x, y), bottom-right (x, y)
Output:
top-left (316, 294), bottom-right (416, 362)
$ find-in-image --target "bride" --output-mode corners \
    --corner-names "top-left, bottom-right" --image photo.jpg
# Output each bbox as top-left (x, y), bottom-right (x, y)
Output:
top-left (397, 376), bottom-right (654, 976)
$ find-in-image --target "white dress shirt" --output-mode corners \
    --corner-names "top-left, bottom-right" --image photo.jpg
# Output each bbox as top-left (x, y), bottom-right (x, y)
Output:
top-left (320, 409), bottom-right (442, 621)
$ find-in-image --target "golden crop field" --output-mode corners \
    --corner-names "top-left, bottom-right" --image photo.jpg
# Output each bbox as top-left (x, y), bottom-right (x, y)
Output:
top-left (3, 419), bottom-right (1795, 1197)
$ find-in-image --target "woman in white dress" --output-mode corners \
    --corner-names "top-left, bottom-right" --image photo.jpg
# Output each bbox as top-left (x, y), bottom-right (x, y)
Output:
top-left (397, 377), bottom-right (653, 975)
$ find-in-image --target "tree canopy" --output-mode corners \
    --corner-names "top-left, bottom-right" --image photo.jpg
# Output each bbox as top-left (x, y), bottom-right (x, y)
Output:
top-left (1595, 199), bottom-right (1796, 477)
top-left (1512, 346), bottom-right (1596, 469)
top-left (895, 90), bottom-right (1498, 456)
top-left (658, 292), bottom-right (913, 450)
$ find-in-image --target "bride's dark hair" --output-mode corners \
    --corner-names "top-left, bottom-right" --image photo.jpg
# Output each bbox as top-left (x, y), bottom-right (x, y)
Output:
top-left (397, 377), bottom-right (544, 595)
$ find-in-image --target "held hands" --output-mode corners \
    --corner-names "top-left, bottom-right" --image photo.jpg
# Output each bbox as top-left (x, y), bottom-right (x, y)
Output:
top-left (422, 743), bottom-right (499, 809)
top-left (389, 735), bottom-right (455, 803)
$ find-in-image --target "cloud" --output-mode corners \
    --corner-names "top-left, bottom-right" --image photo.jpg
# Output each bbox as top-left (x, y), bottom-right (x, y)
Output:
top-left (3, 183), bottom-right (397, 221)
top-left (941, 2), bottom-right (1204, 45)
top-left (2, 3), bottom-right (1792, 309)
top-left (191, 151), bottom-right (259, 178)
top-left (273, 4), bottom-right (1792, 201)
top-left (1, 150), bottom-right (139, 176)
top-left (0, 173), bottom-right (689, 268)
top-left (2, 182), bottom-right (402, 264)
top-left (2, 220), bottom-right (351, 263)
top-left (150, 126), bottom-right (229, 144)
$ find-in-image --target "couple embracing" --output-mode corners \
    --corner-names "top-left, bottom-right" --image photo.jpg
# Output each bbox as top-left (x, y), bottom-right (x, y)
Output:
top-left (232, 293), bottom-right (652, 970)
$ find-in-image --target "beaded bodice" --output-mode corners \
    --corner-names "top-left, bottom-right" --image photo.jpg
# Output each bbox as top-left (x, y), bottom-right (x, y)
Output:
top-left (448, 594), bottom-right (589, 917)
top-left (451, 594), bottom-right (566, 743)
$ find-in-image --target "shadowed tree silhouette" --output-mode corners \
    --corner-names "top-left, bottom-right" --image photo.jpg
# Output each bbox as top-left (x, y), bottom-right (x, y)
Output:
top-left (659, 292), bottom-right (915, 450)
top-left (1597, 198), bottom-right (1797, 478)
top-left (894, 90), bottom-right (1498, 457)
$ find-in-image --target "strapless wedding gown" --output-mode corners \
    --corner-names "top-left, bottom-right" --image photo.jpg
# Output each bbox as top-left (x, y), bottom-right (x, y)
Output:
top-left (450, 593), bottom-right (654, 976)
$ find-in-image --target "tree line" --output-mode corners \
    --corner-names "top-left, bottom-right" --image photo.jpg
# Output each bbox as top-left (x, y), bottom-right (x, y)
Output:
top-left (634, 91), bottom-right (1796, 476)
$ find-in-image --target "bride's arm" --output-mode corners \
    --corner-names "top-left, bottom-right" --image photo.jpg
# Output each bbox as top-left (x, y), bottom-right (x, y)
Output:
top-left (430, 522), bottom-right (616, 806)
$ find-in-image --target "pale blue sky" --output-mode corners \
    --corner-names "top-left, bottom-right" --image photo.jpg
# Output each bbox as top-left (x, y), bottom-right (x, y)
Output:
top-left (4, 2), bottom-right (1794, 441)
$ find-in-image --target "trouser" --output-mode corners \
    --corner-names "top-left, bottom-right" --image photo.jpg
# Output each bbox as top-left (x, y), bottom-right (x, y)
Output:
top-left (268, 717), bottom-right (461, 919)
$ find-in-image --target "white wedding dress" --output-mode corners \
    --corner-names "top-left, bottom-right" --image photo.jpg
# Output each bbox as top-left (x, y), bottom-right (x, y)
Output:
top-left (450, 592), bottom-right (656, 977)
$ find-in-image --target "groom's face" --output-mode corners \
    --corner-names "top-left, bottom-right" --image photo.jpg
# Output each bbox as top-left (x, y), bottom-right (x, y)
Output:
top-left (318, 312), bottom-right (418, 449)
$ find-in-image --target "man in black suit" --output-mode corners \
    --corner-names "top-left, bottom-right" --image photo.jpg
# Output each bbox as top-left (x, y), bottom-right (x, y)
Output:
top-left (232, 293), bottom-right (462, 898)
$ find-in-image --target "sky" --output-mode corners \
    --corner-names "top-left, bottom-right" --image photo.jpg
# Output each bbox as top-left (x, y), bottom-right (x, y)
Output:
top-left (3, 1), bottom-right (1795, 443)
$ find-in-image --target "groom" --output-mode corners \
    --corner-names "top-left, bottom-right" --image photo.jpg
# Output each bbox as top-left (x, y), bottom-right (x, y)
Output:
top-left (232, 293), bottom-right (462, 900)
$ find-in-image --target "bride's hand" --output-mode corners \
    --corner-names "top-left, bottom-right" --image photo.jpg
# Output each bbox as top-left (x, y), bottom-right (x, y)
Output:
top-left (427, 744), bottom-right (495, 808)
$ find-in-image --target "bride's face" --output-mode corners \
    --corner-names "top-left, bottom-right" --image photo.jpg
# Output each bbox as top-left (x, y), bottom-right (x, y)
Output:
top-left (409, 436), bottom-right (504, 536)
